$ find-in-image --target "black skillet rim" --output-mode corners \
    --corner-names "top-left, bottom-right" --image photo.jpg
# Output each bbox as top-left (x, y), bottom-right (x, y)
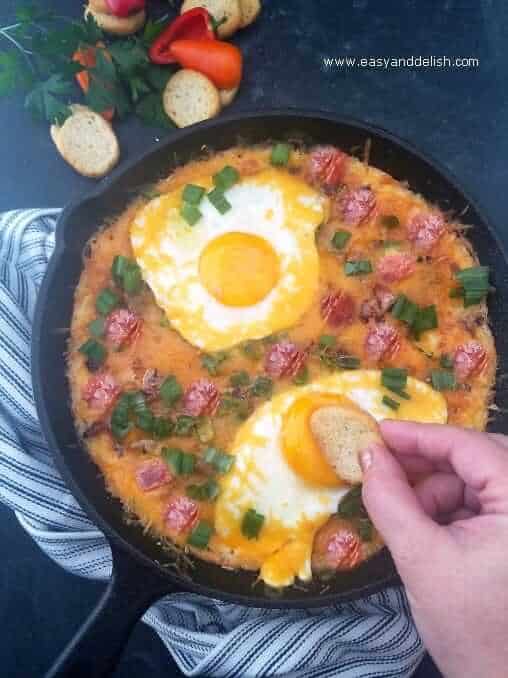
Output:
top-left (31, 108), bottom-right (505, 608)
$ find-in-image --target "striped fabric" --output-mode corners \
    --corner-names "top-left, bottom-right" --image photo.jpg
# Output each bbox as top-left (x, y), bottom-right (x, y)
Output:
top-left (0, 209), bottom-right (424, 677)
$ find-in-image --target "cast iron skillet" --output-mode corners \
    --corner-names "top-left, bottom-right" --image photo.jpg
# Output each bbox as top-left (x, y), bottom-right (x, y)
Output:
top-left (32, 110), bottom-right (508, 678)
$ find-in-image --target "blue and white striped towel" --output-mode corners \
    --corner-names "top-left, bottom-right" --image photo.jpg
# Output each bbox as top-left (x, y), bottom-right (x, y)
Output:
top-left (0, 209), bottom-right (424, 677)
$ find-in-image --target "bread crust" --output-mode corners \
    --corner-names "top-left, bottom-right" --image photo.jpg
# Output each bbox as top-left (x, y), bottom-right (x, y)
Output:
top-left (163, 69), bottom-right (221, 128)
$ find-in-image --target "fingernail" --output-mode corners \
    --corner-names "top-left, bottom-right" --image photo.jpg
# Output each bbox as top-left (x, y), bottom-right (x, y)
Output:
top-left (359, 447), bottom-right (374, 473)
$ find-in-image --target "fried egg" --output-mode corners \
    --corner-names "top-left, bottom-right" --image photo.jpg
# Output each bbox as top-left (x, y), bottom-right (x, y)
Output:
top-left (214, 370), bottom-right (447, 588)
top-left (130, 169), bottom-right (327, 351)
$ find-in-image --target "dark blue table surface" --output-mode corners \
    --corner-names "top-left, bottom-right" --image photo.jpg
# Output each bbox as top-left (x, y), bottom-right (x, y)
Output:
top-left (1, 0), bottom-right (506, 675)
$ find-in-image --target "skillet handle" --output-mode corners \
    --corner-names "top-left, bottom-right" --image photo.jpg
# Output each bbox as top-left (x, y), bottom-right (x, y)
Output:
top-left (44, 544), bottom-right (174, 678)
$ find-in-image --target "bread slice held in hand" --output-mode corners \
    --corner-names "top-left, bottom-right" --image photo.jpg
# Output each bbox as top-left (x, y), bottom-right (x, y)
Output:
top-left (310, 404), bottom-right (382, 484)
top-left (163, 69), bottom-right (221, 128)
top-left (85, 6), bottom-right (146, 35)
top-left (180, 0), bottom-right (242, 38)
top-left (50, 105), bottom-right (120, 178)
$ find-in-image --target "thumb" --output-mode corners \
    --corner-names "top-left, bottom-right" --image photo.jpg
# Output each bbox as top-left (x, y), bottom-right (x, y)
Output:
top-left (360, 443), bottom-right (443, 571)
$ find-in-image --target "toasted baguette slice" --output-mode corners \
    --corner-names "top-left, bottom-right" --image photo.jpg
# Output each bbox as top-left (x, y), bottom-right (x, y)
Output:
top-left (88, 0), bottom-right (109, 12)
top-left (219, 86), bottom-right (239, 106)
top-left (239, 0), bottom-right (261, 28)
top-left (310, 404), bottom-right (382, 484)
top-left (50, 105), bottom-right (120, 178)
top-left (85, 6), bottom-right (146, 35)
top-left (163, 69), bottom-right (221, 128)
top-left (180, 0), bottom-right (241, 38)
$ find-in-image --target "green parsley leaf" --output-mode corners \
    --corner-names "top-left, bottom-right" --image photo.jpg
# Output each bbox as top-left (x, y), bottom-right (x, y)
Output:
top-left (201, 351), bottom-right (228, 376)
top-left (24, 74), bottom-right (71, 123)
top-left (331, 230), bottom-right (351, 250)
top-left (241, 508), bottom-right (264, 539)
top-left (136, 92), bottom-right (174, 128)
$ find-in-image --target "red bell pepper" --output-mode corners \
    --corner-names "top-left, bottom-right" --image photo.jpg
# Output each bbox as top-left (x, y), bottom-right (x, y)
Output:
top-left (105, 0), bottom-right (145, 18)
top-left (149, 8), bottom-right (215, 65)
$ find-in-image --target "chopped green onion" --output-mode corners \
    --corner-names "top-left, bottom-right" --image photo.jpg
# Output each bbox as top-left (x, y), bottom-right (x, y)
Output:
top-left (204, 447), bottom-right (235, 474)
top-left (392, 295), bottom-right (418, 326)
top-left (123, 265), bottom-right (142, 295)
top-left (129, 391), bottom-right (148, 416)
top-left (110, 398), bottom-right (133, 440)
top-left (270, 143), bottom-right (292, 166)
top-left (240, 341), bottom-right (262, 361)
top-left (230, 371), bottom-right (250, 388)
top-left (336, 355), bottom-right (361, 370)
top-left (196, 416), bottom-right (214, 443)
top-left (111, 257), bottom-right (142, 295)
top-left (381, 367), bottom-right (408, 394)
top-left (136, 409), bottom-right (155, 432)
top-left (201, 351), bottom-right (228, 376)
top-left (152, 417), bottom-right (174, 439)
top-left (319, 334), bottom-right (336, 348)
top-left (331, 230), bottom-right (351, 250)
top-left (241, 508), bottom-right (265, 539)
top-left (213, 165), bottom-right (239, 191)
top-left (88, 318), bottom-right (105, 338)
top-left (182, 184), bottom-right (206, 205)
top-left (337, 485), bottom-right (367, 519)
top-left (160, 376), bottom-right (183, 406)
top-left (344, 260), bottom-right (373, 276)
top-left (180, 202), bottom-right (202, 226)
top-left (382, 395), bottom-right (400, 410)
top-left (379, 215), bottom-right (400, 229)
top-left (449, 287), bottom-right (464, 299)
top-left (455, 266), bottom-right (490, 307)
top-left (440, 354), bottom-right (454, 369)
top-left (174, 415), bottom-right (196, 436)
top-left (293, 365), bottom-right (309, 385)
top-left (95, 288), bottom-right (120, 315)
top-left (112, 255), bottom-right (129, 284)
top-left (250, 375), bottom-right (273, 398)
top-left (413, 305), bottom-right (438, 339)
top-left (383, 240), bottom-right (402, 250)
top-left (430, 369), bottom-right (457, 391)
top-left (187, 520), bottom-right (214, 549)
top-left (207, 188), bottom-right (231, 214)
top-left (162, 447), bottom-right (196, 475)
top-left (160, 315), bottom-right (171, 328)
top-left (357, 519), bottom-right (373, 542)
top-left (186, 479), bottom-right (220, 502)
top-left (79, 339), bottom-right (106, 371)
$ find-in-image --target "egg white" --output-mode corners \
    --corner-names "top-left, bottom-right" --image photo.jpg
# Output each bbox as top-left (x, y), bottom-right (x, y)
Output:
top-left (214, 370), bottom-right (448, 588)
top-left (130, 169), bottom-right (326, 351)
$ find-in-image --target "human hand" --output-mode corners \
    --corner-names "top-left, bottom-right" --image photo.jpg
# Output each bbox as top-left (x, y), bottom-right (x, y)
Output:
top-left (360, 422), bottom-right (508, 678)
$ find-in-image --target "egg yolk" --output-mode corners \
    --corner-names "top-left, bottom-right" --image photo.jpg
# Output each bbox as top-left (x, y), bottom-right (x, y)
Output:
top-left (282, 393), bottom-right (351, 488)
top-left (199, 232), bottom-right (280, 307)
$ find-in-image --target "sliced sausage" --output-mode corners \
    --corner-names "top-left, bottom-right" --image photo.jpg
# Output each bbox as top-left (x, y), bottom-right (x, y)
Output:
top-left (359, 284), bottom-right (396, 321)
top-left (182, 379), bottom-right (220, 416)
top-left (321, 291), bottom-right (355, 326)
top-left (454, 342), bottom-right (488, 382)
top-left (336, 186), bottom-right (376, 226)
top-left (377, 253), bottom-right (417, 283)
top-left (136, 459), bottom-right (173, 492)
top-left (164, 495), bottom-right (199, 534)
top-left (264, 341), bottom-right (306, 378)
top-left (105, 308), bottom-right (142, 348)
top-left (407, 211), bottom-right (445, 251)
top-left (82, 372), bottom-right (120, 411)
top-left (312, 516), bottom-right (362, 574)
top-left (305, 145), bottom-right (348, 192)
top-left (365, 323), bottom-right (400, 361)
